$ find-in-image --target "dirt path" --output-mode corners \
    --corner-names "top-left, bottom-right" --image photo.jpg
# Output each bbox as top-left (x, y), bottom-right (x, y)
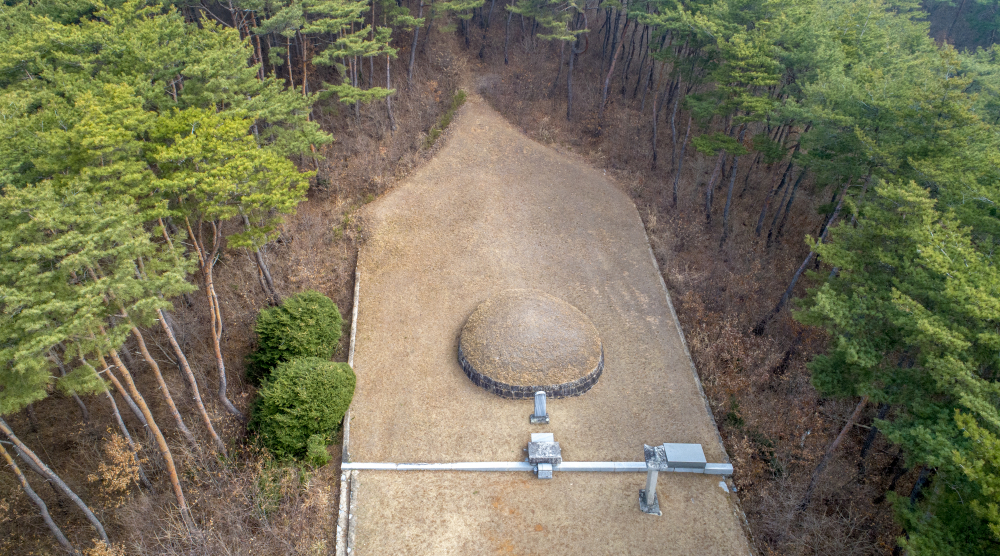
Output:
top-left (347, 92), bottom-right (751, 555)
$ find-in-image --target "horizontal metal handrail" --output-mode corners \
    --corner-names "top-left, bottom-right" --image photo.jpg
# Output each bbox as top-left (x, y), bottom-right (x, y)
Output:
top-left (341, 461), bottom-right (733, 475)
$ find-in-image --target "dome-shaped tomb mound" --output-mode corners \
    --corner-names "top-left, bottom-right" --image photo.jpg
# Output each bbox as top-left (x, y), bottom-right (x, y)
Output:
top-left (458, 289), bottom-right (603, 399)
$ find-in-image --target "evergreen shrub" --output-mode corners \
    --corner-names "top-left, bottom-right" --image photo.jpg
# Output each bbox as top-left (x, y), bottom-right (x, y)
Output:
top-left (247, 290), bottom-right (343, 384)
top-left (249, 357), bottom-right (355, 463)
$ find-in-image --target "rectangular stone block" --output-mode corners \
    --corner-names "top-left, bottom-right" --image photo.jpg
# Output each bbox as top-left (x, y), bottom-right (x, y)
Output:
top-left (663, 443), bottom-right (707, 469)
top-left (528, 434), bottom-right (562, 464)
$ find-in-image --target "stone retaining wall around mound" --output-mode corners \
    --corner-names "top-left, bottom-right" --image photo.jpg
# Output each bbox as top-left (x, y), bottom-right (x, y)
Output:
top-left (457, 343), bottom-right (604, 399)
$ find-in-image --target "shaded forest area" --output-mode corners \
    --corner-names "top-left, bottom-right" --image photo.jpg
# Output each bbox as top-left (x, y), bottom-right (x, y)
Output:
top-left (2, 0), bottom-right (1000, 555)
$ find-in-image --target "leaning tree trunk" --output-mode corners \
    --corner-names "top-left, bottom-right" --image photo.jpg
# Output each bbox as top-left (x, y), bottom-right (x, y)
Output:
top-left (565, 16), bottom-right (587, 121)
top-left (719, 129), bottom-right (747, 248)
top-left (673, 114), bottom-right (692, 207)
top-left (504, 9), bottom-right (513, 65)
top-left (154, 222), bottom-right (229, 455)
top-left (89, 261), bottom-right (201, 451)
top-left (157, 308), bottom-right (227, 455)
top-left (797, 396), bottom-right (868, 511)
top-left (651, 84), bottom-right (660, 169)
top-left (102, 389), bottom-right (153, 489)
top-left (550, 40), bottom-right (565, 97)
top-left (859, 403), bottom-right (891, 479)
top-left (768, 168), bottom-right (807, 247)
top-left (0, 442), bottom-right (75, 553)
top-left (386, 53), bottom-right (396, 132)
top-left (102, 364), bottom-right (149, 431)
top-left (242, 216), bottom-right (280, 305)
top-left (409, 0), bottom-right (424, 84)
top-left (0, 416), bottom-right (109, 543)
top-left (129, 326), bottom-right (198, 450)
top-left (704, 151), bottom-right (726, 223)
top-left (753, 180), bottom-right (851, 335)
top-left (756, 155), bottom-right (797, 236)
top-left (99, 348), bottom-right (194, 530)
top-left (669, 81), bottom-right (680, 171)
top-left (598, 19), bottom-right (631, 129)
top-left (78, 351), bottom-right (152, 487)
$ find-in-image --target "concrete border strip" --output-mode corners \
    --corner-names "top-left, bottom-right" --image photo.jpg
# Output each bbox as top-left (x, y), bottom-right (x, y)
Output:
top-left (634, 207), bottom-right (757, 555)
top-left (342, 267), bottom-right (361, 464)
top-left (638, 216), bottom-right (730, 465)
top-left (336, 471), bottom-right (350, 556)
top-left (336, 267), bottom-right (362, 556)
top-left (347, 470), bottom-right (359, 555)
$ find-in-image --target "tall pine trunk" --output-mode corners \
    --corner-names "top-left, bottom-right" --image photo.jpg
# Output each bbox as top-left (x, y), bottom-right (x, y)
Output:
top-left (673, 114), bottom-right (692, 207)
top-left (0, 442), bottom-right (75, 553)
top-left (720, 126), bottom-right (747, 247)
top-left (704, 151), bottom-right (726, 223)
top-left (753, 180), bottom-right (851, 335)
top-left (101, 349), bottom-right (195, 530)
top-left (157, 309), bottom-right (226, 455)
top-left (192, 219), bottom-right (243, 419)
top-left (798, 396), bottom-right (869, 511)
top-left (387, 54), bottom-right (396, 131)
top-left (129, 326), bottom-right (198, 450)
top-left (768, 168), bottom-right (807, 247)
top-left (0, 417), bottom-right (109, 543)
top-left (155, 219), bottom-right (227, 454)
top-left (408, 0), bottom-right (424, 84)
top-left (598, 19), bottom-right (631, 128)
top-left (102, 389), bottom-right (153, 488)
top-left (504, 9), bottom-right (513, 65)
top-left (755, 153), bottom-right (797, 236)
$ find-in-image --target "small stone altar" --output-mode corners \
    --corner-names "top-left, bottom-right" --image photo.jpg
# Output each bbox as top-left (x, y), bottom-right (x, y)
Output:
top-left (458, 289), bottom-right (603, 399)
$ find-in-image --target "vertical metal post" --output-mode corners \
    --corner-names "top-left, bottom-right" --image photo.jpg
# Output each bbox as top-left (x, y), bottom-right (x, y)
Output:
top-left (640, 444), bottom-right (664, 515)
top-left (644, 470), bottom-right (658, 506)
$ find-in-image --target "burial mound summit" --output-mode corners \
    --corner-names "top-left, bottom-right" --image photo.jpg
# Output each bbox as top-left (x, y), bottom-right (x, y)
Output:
top-left (458, 289), bottom-right (603, 399)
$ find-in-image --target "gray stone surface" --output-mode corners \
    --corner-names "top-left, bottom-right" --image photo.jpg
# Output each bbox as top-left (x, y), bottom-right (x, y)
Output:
top-left (664, 443), bottom-right (707, 469)
top-left (528, 433), bottom-right (562, 464)
top-left (530, 391), bottom-right (550, 424)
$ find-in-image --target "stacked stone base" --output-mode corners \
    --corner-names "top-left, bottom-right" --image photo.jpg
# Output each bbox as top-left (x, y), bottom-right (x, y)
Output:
top-left (458, 344), bottom-right (603, 399)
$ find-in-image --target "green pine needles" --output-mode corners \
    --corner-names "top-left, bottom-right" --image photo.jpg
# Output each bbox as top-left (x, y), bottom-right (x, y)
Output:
top-left (249, 357), bottom-right (356, 464)
top-left (247, 291), bottom-right (344, 384)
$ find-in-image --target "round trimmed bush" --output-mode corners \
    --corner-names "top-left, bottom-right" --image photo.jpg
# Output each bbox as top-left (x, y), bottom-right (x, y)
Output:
top-left (247, 290), bottom-right (343, 384)
top-left (249, 357), bottom-right (355, 462)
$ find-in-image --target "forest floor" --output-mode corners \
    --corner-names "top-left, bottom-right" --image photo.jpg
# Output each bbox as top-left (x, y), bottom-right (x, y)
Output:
top-left (347, 90), bottom-right (750, 555)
